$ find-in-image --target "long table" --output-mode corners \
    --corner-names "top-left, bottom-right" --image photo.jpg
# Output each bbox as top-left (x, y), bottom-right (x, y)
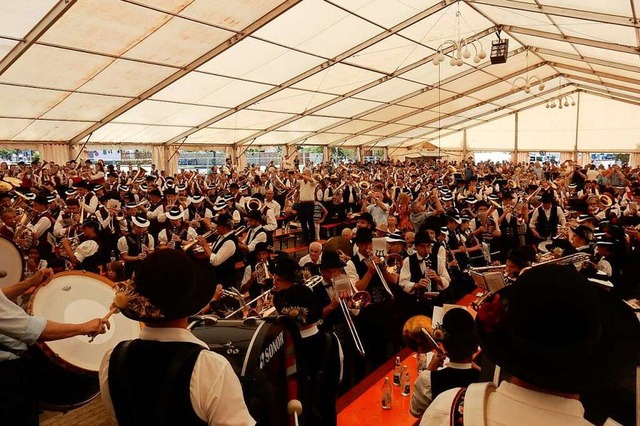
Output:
top-left (336, 288), bottom-right (482, 426)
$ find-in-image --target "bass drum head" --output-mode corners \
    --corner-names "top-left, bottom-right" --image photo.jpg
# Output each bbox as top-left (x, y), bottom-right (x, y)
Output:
top-left (28, 271), bottom-right (141, 411)
top-left (191, 318), bottom-right (294, 426)
top-left (0, 236), bottom-right (24, 289)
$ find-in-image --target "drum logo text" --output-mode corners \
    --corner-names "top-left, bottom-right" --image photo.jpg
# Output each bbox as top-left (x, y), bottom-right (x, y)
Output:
top-left (259, 332), bottom-right (284, 370)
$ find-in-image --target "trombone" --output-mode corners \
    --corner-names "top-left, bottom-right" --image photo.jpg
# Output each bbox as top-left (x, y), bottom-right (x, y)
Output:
top-left (330, 274), bottom-right (369, 357)
top-left (367, 251), bottom-right (395, 299)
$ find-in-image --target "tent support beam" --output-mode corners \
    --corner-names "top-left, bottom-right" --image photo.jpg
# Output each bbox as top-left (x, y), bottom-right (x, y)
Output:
top-left (403, 84), bottom-right (577, 149)
top-left (503, 25), bottom-right (640, 55)
top-left (68, 0), bottom-right (302, 145)
top-left (165, 4), bottom-right (487, 147)
top-left (0, 0), bottom-right (77, 77)
top-left (355, 65), bottom-right (555, 149)
top-left (465, 0), bottom-right (640, 28)
top-left (573, 91), bottom-right (581, 162)
top-left (530, 47), bottom-right (640, 73)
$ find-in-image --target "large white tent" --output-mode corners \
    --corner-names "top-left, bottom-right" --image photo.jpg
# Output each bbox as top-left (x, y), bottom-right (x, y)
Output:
top-left (2, 0), bottom-right (640, 172)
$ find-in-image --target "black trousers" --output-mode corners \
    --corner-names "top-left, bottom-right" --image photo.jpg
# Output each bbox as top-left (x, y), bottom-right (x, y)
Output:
top-left (298, 201), bottom-right (316, 242)
top-left (0, 358), bottom-right (39, 426)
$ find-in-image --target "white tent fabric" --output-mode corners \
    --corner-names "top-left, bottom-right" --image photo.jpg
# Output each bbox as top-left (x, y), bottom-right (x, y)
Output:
top-left (1, 1), bottom-right (640, 163)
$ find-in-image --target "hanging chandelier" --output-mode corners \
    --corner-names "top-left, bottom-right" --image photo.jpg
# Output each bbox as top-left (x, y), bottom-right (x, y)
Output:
top-left (546, 95), bottom-right (576, 109)
top-left (432, 10), bottom-right (486, 67)
top-left (511, 50), bottom-right (544, 93)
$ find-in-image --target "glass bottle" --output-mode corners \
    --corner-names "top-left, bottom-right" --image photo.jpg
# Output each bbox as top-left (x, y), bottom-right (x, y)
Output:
top-left (392, 356), bottom-right (402, 386)
top-left (401, 365), bottom-right (411, 397)
top-left (381, 377), bottom-right (393, 410)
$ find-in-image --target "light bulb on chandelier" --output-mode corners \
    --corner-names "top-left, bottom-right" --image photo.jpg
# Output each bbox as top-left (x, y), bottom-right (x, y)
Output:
top-left (433, 39), bottom-right (486, 67)
top-left (545, 95), bottom-right (576, 109)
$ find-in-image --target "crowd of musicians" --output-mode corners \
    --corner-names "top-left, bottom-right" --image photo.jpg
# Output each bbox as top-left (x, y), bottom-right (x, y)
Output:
top-left (1, 155), bottom-right (640, 425)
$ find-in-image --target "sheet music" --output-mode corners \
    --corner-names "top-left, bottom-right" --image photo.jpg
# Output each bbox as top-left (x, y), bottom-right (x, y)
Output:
top-left (484, 271), bottom-right (507, 292)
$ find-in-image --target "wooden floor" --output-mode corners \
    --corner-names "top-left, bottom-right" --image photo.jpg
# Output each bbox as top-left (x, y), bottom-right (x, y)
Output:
top-left (40, 398), bottom-right (114, 426)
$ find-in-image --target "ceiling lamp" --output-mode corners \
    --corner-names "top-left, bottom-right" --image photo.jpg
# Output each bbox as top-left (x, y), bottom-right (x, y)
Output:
top-left (545, 95), bottom-right (576, 109)
top-left (512, 75), bottom-right (545, 94)
top-left (432, 10), bottom-right (486, 67)
top-left (511, 50), bottom-right (543, 94)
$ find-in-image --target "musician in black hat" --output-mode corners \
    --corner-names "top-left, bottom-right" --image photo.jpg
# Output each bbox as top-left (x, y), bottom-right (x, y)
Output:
top-left (28, 195), bottom-right (55, 262)
top-left (99, 249), bottom-right (254, 426)
top-left (421, 265), bottom-right (640, 426)
top-left (74, 179), bottom-right (99, 214)
top-left (271, 257), bottom-right (301, 313)
top-left (569, 224), bottom-right (595, 256)
top-left (198, 213), bottom-right (239, 289)
top-left (344, 227), bottom-right (394, 370)
top-left (240, 242), bottom-right (274, 303)
top-left (142, 188), bottom-right (165, 239)
top-left (314, 250), bottom-right (362, 390)
top-left (529, 191), bottom-right (566, 241)
top-left (238, 210), bottom-right (267, 256)
top-left (277, 284), bottom-right (342, 426)
top-left (411, 308), bottom-right (480, 418)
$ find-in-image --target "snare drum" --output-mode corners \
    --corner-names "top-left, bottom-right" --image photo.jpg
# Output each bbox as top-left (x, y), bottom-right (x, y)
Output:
top-left (27, 270), bottom-right (140, 411)
top-left (190, 318), bottom-right (296, 426)
top-left (0, 235), bottom-right (24, 289)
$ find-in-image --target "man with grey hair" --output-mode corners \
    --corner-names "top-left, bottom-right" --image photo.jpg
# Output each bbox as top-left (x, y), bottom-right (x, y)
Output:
top-left (299, 241), bottom-right (322, 267)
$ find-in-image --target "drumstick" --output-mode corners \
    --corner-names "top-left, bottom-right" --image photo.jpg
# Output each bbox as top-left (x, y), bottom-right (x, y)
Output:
top-left (88, 293), bottom-right (129, 343)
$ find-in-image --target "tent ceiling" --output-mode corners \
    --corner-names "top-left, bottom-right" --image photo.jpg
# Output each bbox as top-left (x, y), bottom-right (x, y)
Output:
top-left (1, 0), bottom-right (639, 149)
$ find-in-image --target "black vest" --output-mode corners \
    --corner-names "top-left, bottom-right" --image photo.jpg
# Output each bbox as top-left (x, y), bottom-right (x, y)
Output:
top-left (148, 201), bottom-right (165, 238)
top-left (408, 253), bottom-right (438, 292)
top-left (342, 186), bottom-right (358, 203)
top-left (535, 205), bottom-right (559, 238)
top-left (77, 238), bottom-right (104, 274)
top-left (125, 233), bottom-right (149, 277)
top-left (108, 340), bottom-right (206, 426)
top-left (431, 367), bottom-right (480, 400)
top-left (211, 232), bottom-right (239, 288)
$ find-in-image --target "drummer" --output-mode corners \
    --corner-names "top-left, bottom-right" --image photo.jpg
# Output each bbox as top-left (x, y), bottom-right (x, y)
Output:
top-left (0, 269), bottom-right (109, 425)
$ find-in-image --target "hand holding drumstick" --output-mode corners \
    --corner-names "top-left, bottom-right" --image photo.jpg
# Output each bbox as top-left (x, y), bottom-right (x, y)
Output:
top-left (88, 292), bottom-right (129, 342)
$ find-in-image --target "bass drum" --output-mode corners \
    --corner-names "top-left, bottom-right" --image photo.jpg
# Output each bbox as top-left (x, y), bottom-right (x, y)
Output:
top-left (0, 235), bottom-right (24, 289)
top-left (189, 318), bottom-right (295, 426)
top-left (26, 271), bottom-right (141, 411)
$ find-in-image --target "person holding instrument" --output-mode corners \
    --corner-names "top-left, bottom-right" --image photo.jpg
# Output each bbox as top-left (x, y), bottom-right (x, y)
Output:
top-left (410, 308), bottom-right (480, 418)
top-left (0, 268), bottom-right (109, 425)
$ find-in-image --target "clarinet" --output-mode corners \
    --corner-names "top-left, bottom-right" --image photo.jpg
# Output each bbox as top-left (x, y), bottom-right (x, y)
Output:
top-left (416, 257), bottom-right (433, 303)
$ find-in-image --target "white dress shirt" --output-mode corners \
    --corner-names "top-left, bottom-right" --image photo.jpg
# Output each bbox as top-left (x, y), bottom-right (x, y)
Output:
top-left (264, 200), bottom-right (281, 217)
top-left (243, 226), bottom-right (267, 252)
top-left (0, 289), bottom-right (47, 361)
top-left (410, 362), bottom-right (472, 418)
top-left (99, 327), bottom-right (255, 426)
top-left (74, 240), bottom-right (99, 262)
top-left (117, 234), bottom-right (155, 254)
top-left (298, 253), bottom-right (322, 267)
top-left (399, 251), bottom-right (450, 294)
top-left (299, 179), bottom-right (316, 202)
top-left (158, 227), bottom-right (198, 246)
top-left (207, 231), bottom-right (237, 267)
top-left (421, 381), bottom-right (591, 426)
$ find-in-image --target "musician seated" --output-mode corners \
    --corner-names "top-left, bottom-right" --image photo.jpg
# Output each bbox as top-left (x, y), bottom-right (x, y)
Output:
top-left (60, 218), bottom-right (104, 274)
top-left (240, 242), bottom-right (274, 303)
top-left (505, 248), bottom-right (533, 282)
top-left (99, 250), bottom-right (255, 425)
top-left (384, 232), bottom-right (407, 285)
top-left (117, 215), bottom-right (155, 278)
top-left (238, 210), bottom-right (267, 255)
top-left (0, 207), bottom-right (17, 239)
top-left (271, 257), bottom-right (301, 312)
top-left (298, 242), bottom-right (322, 267)
top-left (24, 246), bottom-right (48, 279)
top-left (197, 213), bottom-right (239, 289)
top-left (157, 207), bottom-right (197, 249)
top-left (411, 308), bottom-right (480, 418)
top-left (529, 192), bottom-right (566, 241)
top-left (53, 198), bottom-right (80, 238)
top-left (569, 225), bottom-right (595, 256)
top-left (399, 231), bottom-right (450, 306)
top-left (277, 285), bottom-right (342, 426)
top-left (341, 227), bottom-right (353, 241)
top-left (213, 199), bottom-right (241, 225)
